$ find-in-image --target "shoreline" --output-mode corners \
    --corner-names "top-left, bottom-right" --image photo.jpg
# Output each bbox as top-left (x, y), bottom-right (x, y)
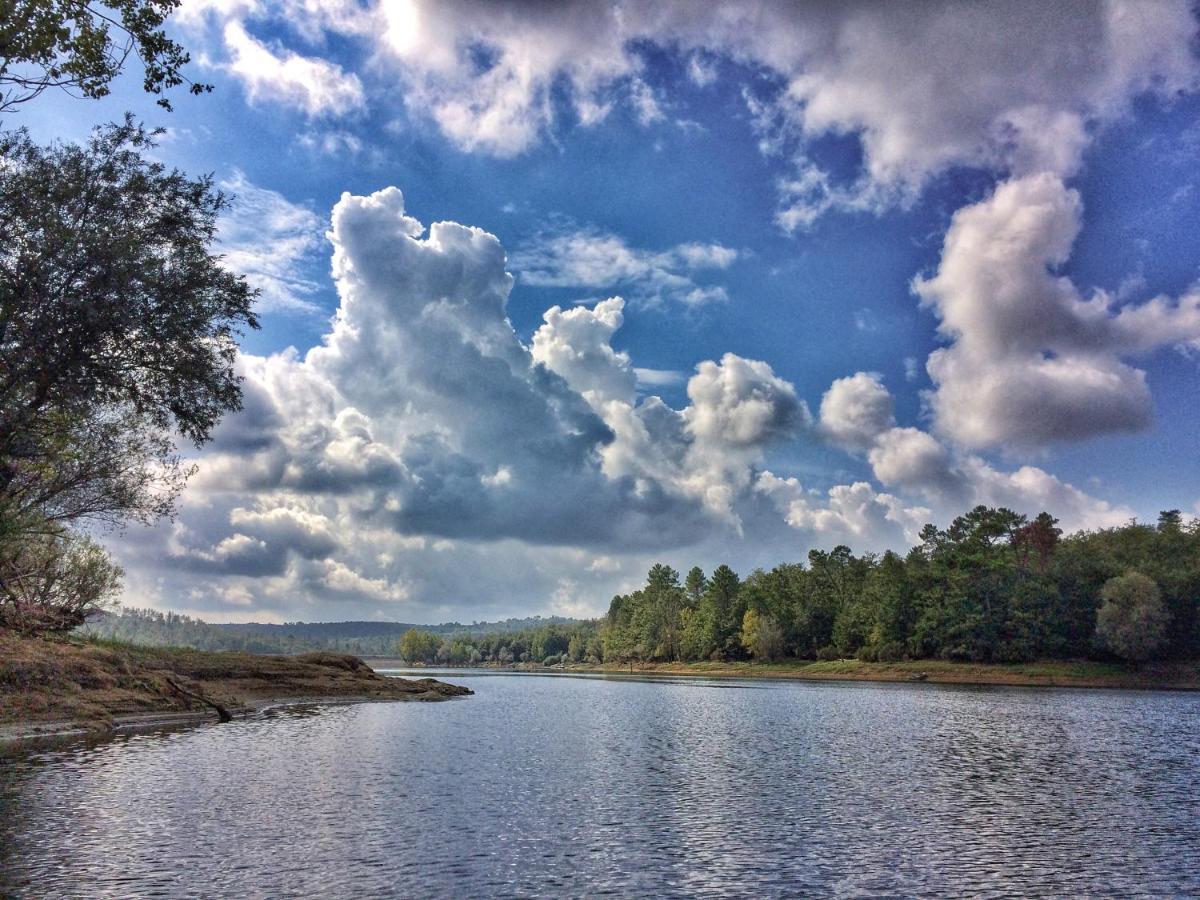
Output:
top-left (0, 634), bottom-right (471, 747)
top-left (363, 657), bottom-right (1200, 691)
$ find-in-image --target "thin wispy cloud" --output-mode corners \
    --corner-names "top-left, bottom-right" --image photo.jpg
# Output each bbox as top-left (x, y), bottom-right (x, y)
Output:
top-left (510, 230), bottom-right (738, 308)
top-left (216, 172), bottom-right (326, 316)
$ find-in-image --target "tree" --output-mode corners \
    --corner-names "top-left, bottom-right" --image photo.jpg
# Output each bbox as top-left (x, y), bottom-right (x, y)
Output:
top-left (1096, 572), bottom-right (1170, 662)
top-left (603, 593), bottom-right (637, 664)
top-left (679, 605), bottom-right (713, 660)
top-left (908, 506), bottom-right (1027, 661)
top-left (0, 0), bottom-right (210, 112)
top-left (397, 629), bottom-right (443, 664)
top-left (1157, 510), bottom-right (1183, 534)
top-left (566, 632), bottom-right (585, 662)
top-left (1013, 512), bottom-right (1061, 575)
top-left (867, 551), bottom-right (913, 652)
top-left (700, 564), bottom-right (742, 657)
top-left (645, 564), bottom-right (684, 659)
top-left (0, 529), bottom-right (121, 633)
top-left (741, 608), bottom-right (784, 661)
top-left (0, 120), bottom-right (258, 534)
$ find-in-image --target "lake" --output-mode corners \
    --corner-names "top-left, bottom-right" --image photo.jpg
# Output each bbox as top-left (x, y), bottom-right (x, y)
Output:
top-left (2, 671), bottom-right (1199, 897)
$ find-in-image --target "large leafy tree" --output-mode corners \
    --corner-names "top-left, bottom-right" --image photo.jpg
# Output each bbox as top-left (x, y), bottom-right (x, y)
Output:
top-left (0, 119), bottom-right (256, 628)
top-left (0, 118), bottom-right (257, 529)
top-left (0, 0), bottom-right (210, 112)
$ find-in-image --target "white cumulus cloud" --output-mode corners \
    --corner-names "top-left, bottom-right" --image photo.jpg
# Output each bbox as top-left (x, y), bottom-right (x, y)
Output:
top-left (916, 173), bottom-right (1200, 449)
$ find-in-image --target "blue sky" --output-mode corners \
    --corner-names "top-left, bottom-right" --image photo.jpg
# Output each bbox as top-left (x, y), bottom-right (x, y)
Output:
top-left (17, 1), bottom-right (1200, 623)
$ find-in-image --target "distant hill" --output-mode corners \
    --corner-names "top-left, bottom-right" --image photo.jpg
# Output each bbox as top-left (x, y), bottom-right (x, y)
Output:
top-left (211, 621), bottom-right (425, 639)
top-left (82, 608), bottom-right (581, 656)
top-left (213, 616), bottom-right (577, 639)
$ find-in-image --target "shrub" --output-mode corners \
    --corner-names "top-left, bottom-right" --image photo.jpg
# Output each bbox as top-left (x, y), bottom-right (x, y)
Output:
top-left (875, 641), bottom-right (906, 662)
top-left (816, 646), bottom-right (841, 661)
top-left (0, 528), bottom-right (122, 635)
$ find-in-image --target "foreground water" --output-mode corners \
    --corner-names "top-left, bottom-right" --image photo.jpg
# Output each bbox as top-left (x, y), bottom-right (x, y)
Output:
top-left (2, 671), bottom-right (1199, 898)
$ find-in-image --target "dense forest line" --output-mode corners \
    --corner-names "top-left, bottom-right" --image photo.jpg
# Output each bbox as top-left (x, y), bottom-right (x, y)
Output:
top-left (397, 507), bottom-right (1200, 667)
top-left (76, 505), bottom-right (1200, 668)
top-left (82, 609), bottom-right (579, 656)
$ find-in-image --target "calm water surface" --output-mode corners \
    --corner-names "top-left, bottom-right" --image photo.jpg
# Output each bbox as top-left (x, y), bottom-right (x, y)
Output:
top-left (2, 671), bottom-right (1199, 898)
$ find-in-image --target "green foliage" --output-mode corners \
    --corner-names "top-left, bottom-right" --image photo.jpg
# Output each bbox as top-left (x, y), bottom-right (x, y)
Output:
top-left (584, 506), bottom-right (1199, 668)
top-left (1095, 572), bottom-right (1170, 662)
top-left (398, 629), bottom-right (443, 664)
top-left (0, 121), bottom-right (257, 535)
top-left (0, 0), bottom-right (210, 111)
top-left (0, 524), bottom-right (121, 633)
top-left (741, 608), bottom-right (785, 660)
top-left (0, 121), bottom-right (258, 636)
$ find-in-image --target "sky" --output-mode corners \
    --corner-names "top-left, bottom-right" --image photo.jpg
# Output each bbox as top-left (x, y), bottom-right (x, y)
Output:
top-left (16, 0), bottom-right (1200, 624)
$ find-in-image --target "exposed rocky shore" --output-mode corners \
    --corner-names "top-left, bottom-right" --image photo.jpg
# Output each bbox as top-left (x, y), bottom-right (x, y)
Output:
top-left (0, 633), bottom-right (470, 744)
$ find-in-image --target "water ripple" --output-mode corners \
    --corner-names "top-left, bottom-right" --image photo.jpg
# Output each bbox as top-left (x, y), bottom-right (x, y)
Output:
top-left (2, 676), bottom-right (1198, 898)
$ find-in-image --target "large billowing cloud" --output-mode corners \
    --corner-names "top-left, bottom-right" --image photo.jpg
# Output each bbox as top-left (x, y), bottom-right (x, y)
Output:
top-left (108, 185), bottom-right (1139, 622)
top-left (917, 174), bottom-right (1200, 449)
top-left (120, 187), bottom-right (819, 619)
top-left (212, 186), bottom-right (708, 548)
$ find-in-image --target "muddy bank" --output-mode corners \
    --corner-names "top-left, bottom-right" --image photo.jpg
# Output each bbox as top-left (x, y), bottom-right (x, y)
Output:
top-left (0, 633), bottom-right (470, 743)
